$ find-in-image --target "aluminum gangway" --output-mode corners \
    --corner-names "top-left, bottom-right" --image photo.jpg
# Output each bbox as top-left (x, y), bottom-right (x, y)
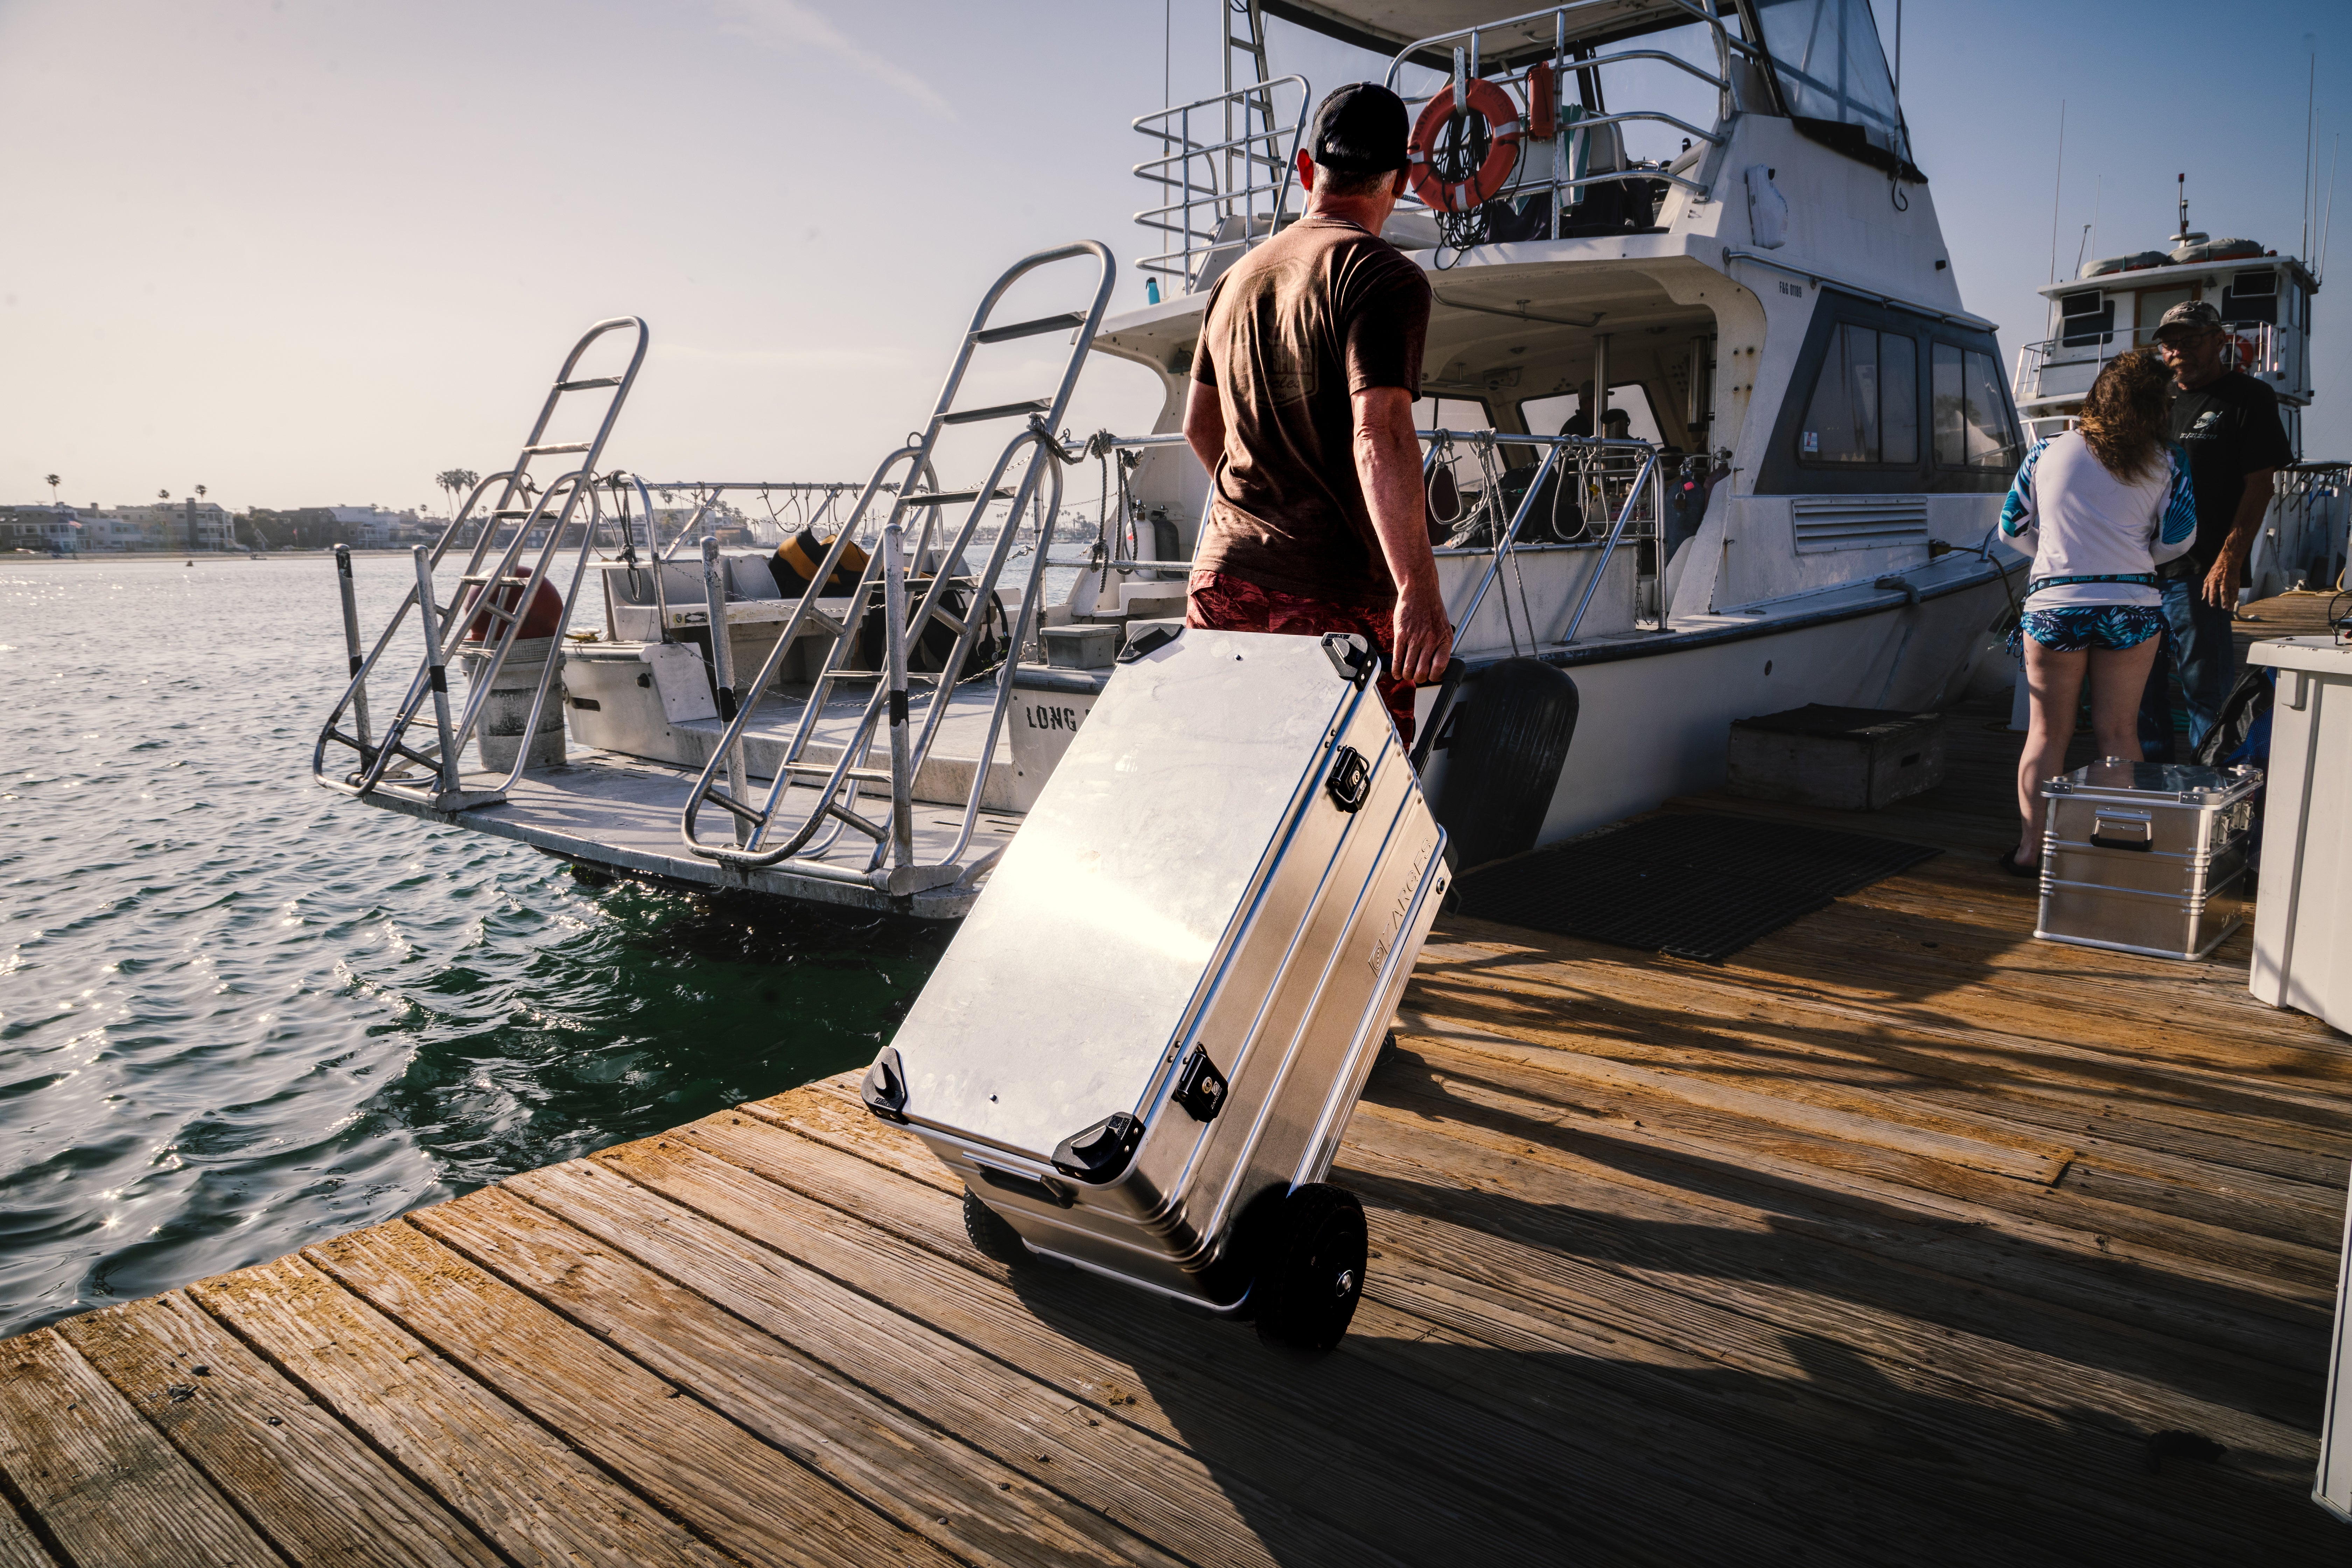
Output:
top-left (312, 317), bottom-right (649, 810)
top-left (675, 241), bottom-right (1117, 898)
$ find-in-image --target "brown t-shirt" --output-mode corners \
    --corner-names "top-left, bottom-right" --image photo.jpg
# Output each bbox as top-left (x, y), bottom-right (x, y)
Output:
top-left (1190, 216), bottom-right (1431, 608)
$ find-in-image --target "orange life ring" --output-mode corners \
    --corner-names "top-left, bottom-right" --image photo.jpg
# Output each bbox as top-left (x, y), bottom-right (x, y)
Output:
top-left (2230, 331), bottom-right (2257, 373)
top-left (1408, 77), bottom-right (1522, 214)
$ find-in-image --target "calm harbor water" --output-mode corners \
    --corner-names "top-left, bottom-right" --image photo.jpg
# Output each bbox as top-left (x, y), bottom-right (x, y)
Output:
top-left (0, 553), bottom-right (950, 1339)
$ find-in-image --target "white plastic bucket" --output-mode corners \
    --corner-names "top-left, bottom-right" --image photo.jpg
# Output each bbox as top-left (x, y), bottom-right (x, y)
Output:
top-left (462, 636), bottom-right (566, 772)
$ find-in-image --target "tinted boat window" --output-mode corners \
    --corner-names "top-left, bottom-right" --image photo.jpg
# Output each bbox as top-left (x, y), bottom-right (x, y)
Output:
top-left (2059, 290), bottom-right (2114, 346)
top-left (1932, 343), bottom-right (2016, 469)
top-left (1799, 324), bottom-right (1915, 463)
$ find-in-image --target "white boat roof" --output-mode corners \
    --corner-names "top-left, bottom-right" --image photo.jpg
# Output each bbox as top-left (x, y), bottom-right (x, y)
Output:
top-left (2035, 252), bottom-right (2317, 301)
top-left (1264, 0), bottom-right (1708, 62)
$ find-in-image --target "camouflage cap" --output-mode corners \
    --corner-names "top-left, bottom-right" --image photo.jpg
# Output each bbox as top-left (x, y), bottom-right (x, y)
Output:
top-left (2155, 300), bottom-right (2224, 337)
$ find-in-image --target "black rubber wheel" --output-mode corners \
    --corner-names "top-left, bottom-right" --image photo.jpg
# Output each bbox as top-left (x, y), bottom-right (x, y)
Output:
top-left (1252, 1183), bottom-right (1368, 1354)
top-left (962, 1189), bottom-right (1031, 1267)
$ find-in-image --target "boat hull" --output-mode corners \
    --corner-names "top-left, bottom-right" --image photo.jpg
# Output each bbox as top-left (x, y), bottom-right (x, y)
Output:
top-left (1421, 566), bottom-right (2014, 850)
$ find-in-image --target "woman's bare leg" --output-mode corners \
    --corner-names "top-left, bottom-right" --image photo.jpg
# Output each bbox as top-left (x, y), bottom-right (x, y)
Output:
top-left (2017, 640), bottom-right (2087, 864)
top-left (2090, 635), bottom-right (2162, 763)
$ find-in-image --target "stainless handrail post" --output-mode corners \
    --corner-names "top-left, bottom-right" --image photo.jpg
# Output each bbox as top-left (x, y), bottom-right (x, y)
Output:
top-left (1446, 435), bottom-right (1566, 651)
top-left (701, 534), bottom-right (748, 841)
top-left (634, 476), bottom-right (671, 641)
top-left (410, 546), bottom-right (461, 795)
top-left (334, 545), bottom-right (371, 749)
top-left (882, 518), bottom-right (915, 870)
top-left (1560, 449), bottom-right (1659, 645)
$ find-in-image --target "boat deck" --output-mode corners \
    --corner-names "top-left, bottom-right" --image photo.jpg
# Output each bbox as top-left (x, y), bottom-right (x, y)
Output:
top-left (7, 595), bottom-right (2348, 1566)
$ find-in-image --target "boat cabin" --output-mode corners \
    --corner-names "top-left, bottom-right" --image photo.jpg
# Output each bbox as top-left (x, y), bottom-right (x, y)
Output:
top-left (2016, 240), bottom-right (2319, 446)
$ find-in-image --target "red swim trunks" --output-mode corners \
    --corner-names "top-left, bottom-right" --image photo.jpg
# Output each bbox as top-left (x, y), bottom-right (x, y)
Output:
top-left (1185, 569), bottom-right (1415, 745)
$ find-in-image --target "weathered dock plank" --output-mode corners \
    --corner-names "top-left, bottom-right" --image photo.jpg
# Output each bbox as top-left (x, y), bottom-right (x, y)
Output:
top-left (4, 593), bottom-right (2348, 1565)
top-left (192, 1256), bottom-right (734, 1568)
top-left (0, 1497), bottom-right (52, 1568)
top-left (0, 1329), bottom-right (280, 1568)
top-left (411, 1183), bottom-right (1187, 1568)
top-left (55, 1291), bottom-right (503, 1568)
top-left (301, 1219), bottom-right (953, 1568)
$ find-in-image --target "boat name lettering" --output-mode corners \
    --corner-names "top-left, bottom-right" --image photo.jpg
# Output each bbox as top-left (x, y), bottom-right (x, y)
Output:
top-left (1023, 703), bottom-right (1084, 732)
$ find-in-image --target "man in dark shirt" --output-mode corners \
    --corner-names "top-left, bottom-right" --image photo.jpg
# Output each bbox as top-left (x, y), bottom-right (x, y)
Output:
top-left (2136, 300), bottom-right (2294, 759)
top-left (1184, 82), bottom-right (1447, 741)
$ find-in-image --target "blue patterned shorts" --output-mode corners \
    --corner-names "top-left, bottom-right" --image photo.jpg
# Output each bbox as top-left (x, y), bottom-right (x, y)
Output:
top-left (2009, 603), bottom-right (2165, 656)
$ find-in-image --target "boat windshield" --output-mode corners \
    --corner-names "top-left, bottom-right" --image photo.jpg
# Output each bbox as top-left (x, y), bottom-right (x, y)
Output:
top-left (1748, 0), bottom-right (1905, 159)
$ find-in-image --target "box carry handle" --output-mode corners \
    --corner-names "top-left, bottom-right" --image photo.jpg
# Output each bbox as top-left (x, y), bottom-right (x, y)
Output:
top-left (2090, 810), bottom-right (2154, 852)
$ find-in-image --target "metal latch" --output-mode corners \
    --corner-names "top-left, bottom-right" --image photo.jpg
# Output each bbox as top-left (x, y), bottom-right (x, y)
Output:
top-left (1172, 1045), bottom-right (1228, 1122)
top-left (1326, 745), bottom-right (1371, 813)
top-left (2089, 810), bottom-right (2154, 852)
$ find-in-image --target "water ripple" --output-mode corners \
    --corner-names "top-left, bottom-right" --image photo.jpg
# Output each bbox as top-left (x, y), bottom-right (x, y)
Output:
top-left (0, 556), bottom-right (948, 1336)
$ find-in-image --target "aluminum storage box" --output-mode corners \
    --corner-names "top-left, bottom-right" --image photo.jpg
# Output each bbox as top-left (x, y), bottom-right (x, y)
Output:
top-left (862, 628), bottom-right (1447, 1328)
top-left (2035, 759), bottom-right (2261, 960)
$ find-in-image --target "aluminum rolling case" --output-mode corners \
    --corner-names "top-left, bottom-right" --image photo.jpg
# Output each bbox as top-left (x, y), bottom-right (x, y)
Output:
top-left (2035, 759), bottom-right (2261, 960)
top-left (861, 628), bottom-right (1449, 1352)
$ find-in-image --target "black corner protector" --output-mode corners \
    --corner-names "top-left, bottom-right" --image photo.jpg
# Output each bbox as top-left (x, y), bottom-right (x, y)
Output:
top-left (860, 1046), bottom-right (909, 1123)
top-left (1118, 624), bottom-right (1181, 663)
top-left (1050, 1111), bottom-right (1144, 1182)
top-left (1173, 1045), bottom-right (1228, 1123)
top-left (1321, 632), bottom-right (1375, 689)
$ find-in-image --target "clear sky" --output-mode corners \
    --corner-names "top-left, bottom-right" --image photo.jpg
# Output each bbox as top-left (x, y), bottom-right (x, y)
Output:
top-left (2, 0), bottom-right (2347, 514)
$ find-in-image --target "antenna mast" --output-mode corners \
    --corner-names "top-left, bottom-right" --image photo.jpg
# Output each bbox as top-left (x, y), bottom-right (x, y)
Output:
top-left (2047, 101), bottom-right (2065, 285)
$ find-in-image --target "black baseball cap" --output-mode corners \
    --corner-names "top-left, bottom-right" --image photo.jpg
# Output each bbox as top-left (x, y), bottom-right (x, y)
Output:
top-left (1311, 83), bottom-right (1408, 174)
top-left (2155, 300), bottom-right (2223, 338)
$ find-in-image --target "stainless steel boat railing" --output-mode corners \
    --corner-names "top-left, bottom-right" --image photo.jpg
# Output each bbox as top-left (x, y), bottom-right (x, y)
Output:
top-left (1132, 76), bottom-right (1311, 295)
top-left (1379, 0), bottom-right (1759, 237)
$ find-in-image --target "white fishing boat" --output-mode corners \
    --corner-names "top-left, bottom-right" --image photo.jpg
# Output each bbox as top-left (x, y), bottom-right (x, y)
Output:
top-left (2011, 179), bottom-right (2346, 600)
top-left (315, 0), bottom-right (2032, 917)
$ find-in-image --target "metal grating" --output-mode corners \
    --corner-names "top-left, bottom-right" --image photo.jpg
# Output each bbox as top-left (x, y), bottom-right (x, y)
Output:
top-left (1791, 496), bottom-right (1930, 554)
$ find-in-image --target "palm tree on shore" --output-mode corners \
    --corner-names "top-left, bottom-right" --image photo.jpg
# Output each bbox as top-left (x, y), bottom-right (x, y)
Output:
top-left (44, 473), bottom-right (60, 506)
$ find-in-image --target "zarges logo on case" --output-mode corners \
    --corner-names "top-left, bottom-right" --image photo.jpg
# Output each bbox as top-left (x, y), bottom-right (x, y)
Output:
top-left (1366, 836), bottom-right (1434, 979)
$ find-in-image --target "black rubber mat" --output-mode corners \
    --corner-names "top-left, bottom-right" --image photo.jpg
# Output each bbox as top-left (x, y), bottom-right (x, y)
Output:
top-left (1451, 813), bottom-right (1941, 963)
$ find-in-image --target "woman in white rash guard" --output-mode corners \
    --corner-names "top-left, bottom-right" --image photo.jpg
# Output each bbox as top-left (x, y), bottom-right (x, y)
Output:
top-left (1997, 349), bottom-right (2198, 874)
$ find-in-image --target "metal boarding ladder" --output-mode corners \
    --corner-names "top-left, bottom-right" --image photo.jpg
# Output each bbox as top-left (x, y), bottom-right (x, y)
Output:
top-left (312, 317), bottom-right (649, 809)
top-left (676, 243), bottom-right (1116, 896)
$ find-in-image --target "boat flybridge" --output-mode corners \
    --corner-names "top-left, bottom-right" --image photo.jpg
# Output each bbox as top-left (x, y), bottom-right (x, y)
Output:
top-left (315, 0), bottom-right (2028, 919)
top-left (2011, 182), bottom-right (2347, 600)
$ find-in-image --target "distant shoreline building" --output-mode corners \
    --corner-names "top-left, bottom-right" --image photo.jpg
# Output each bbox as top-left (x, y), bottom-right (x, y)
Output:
top-left (7, 499), bottom-right (429, 553)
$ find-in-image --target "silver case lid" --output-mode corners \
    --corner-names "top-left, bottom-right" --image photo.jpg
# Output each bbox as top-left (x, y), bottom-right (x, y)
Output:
top-left (887, 628), bottom-right (1365, 1161)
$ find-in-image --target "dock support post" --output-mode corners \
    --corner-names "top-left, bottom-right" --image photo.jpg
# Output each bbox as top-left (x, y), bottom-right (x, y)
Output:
top-left (335, 545), bottom-right (371, 749)
top-left (883, 519), bottom-right (915, 870)
top-left (411, 546), bottom-right (461, 796)
top-left (702, 534), bottom-right (748, 844)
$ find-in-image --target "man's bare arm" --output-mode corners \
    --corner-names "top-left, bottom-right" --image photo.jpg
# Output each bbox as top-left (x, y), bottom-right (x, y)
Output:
top-left (1352, 385), bottom-right (1449, 685)
top-left (2203, 467), bottom-right (2275, 607)
top-left (1184, 380), bottom-right (1226, 481)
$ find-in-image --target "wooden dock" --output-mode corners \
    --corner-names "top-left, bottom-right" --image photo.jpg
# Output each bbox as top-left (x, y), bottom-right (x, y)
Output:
top-left (5, 595), bottom-right (2348, 1566)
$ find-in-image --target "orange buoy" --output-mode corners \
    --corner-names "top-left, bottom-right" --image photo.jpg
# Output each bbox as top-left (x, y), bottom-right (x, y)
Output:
top-left (463, 568), bottom-right (564, 641)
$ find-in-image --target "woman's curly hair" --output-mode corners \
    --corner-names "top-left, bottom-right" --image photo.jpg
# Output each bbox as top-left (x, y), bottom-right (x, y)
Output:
top-left (2077, 348), bottom-right (2173, 482)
